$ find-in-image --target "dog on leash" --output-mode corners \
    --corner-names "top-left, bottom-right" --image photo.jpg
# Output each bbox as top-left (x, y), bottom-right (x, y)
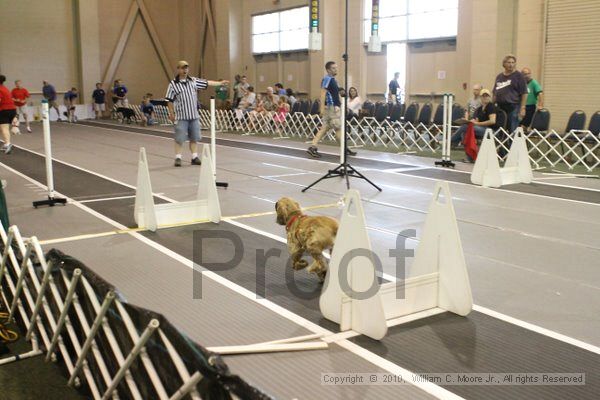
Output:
top-left (275, 197), bottom-right (339, 282)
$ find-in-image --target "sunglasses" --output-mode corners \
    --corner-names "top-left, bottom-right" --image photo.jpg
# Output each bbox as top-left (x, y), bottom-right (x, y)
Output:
top-left (179, 65), bottom-right (189, 69)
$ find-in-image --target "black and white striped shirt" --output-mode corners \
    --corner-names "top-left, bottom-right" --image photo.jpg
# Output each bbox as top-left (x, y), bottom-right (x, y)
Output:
top-left (165, 76), bottom-right (208, 120)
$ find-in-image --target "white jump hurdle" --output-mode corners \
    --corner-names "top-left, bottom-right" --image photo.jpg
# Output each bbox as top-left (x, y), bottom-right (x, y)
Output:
top-left (134, 145), bottom-right (221, 232)
top-left (471, 127), bottom-right (533, 188)
top-left (320, 181), bottom-right (472, 340)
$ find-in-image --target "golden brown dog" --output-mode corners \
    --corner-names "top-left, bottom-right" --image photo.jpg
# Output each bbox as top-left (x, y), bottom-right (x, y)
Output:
top-left (275, 197), bottom-right (338, 282)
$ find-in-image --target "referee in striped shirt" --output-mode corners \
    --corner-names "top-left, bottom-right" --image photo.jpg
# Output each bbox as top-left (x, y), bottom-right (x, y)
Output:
top-left (166, 60), bottom-right (228, 167)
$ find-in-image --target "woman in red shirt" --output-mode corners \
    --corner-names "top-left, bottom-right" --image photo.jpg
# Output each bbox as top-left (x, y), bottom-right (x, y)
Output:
top-left (0, 75), bottom-right (17, 154)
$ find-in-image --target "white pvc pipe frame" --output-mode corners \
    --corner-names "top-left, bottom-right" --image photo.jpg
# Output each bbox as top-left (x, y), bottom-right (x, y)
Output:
top-left (0, 224), bottom-right (204, 400)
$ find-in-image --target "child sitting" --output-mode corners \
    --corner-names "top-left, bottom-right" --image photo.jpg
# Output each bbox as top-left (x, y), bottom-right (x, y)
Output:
top-left (273, 95), bottom-right (290, 136)
top-left (141, 93), bottom-right (155, 126)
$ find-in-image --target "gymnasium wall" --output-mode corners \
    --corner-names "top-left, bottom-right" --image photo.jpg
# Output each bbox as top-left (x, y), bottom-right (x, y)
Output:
top-left (1, 0), bottom-right (583, 131)
top-left (219, 0), bottom-right (546, 108)
top-left (0, 0), bottom-right (79, 105)
top-left (0, 0), bottom-right (213, 108)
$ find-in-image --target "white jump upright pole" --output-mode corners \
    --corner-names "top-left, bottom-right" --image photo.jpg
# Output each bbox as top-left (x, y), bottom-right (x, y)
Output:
top-left (210, 98), bottom-right (216, 176)
top-left (446, 94), bottom-right (454, 162)
top-left (210, 97), bottom-right (228, 189)
top-left (434, 94), bottom-right (456, 168)
top-left (33, 100), bottom-right (67, 207)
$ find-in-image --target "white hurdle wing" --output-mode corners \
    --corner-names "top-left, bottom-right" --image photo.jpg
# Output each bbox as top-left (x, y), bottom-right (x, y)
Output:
top-left (134, 145), bottom-right (221, 232)
top-left (320, 181), bottom-right (473, 340)
top-left (320, 189), bottom-right (388, 340)
top-left (471, 127), bottom-right (533, 188)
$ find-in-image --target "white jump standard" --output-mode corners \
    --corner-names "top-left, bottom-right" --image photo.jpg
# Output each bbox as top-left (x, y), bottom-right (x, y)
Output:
top-left (471, 127), bottom-right (533, 188)
top-left (134, 145), bottom-right (221, 232)
top-left (320, 181), bottom-right (473, 340)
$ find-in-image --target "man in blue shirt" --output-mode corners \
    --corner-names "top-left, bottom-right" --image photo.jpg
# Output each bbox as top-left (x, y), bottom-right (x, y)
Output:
top-left (92, 83), bottom-right (106, 119)
top-left (42, 80), bottom-right (62, 121)
top-left (307, 61), bottom-right (356, 158)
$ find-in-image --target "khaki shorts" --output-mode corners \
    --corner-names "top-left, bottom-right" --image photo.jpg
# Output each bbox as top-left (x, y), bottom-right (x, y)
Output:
top-left (323, 106), bottom-right (341, 130)
top-left (16, 106), bottom-right (28, 115)
top-left (48, 100), bottom-right (59, 109)
top-left (93, 103), bottom-right (106, 112)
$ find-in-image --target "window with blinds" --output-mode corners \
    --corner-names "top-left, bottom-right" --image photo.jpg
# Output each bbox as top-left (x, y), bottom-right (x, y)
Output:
top-left (543, 0), bottom-right (600, 132)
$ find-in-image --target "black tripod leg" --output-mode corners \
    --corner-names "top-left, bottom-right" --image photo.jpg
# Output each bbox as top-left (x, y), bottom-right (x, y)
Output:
top-left (346, 165), bottom-right (383, 191)
top-left (302, 175), bottom-right (329, 192)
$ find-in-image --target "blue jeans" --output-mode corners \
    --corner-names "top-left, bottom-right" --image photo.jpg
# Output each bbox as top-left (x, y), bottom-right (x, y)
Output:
top-left (174, 118), bottom-right (201, 144)
top-left (507, 106), bottom-right (520, 134)
top-left (451, 124), bottom-right (488, 146)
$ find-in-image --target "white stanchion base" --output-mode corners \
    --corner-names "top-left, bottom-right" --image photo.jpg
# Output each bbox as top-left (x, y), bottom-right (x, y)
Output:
top-left (134, 145), bottom-right (221, 231)
top-left (471, 128), bottom-right (533, 188)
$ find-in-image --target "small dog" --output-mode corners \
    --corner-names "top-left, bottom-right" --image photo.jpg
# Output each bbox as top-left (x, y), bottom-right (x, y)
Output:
top-left (275, 197), bottom-right (338, 282)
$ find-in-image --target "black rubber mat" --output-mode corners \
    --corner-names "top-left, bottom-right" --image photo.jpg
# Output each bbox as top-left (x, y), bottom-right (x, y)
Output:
top-left (80, 121), bottom-right (416, 170)
top-left (0, 147), bottom-right (167, 224)
top-left (403, 168), bottom-right (600, 204)
top-left (1, 147), bottom-right (135, 201)
top-left (351, 312), bottom-right (600, 399)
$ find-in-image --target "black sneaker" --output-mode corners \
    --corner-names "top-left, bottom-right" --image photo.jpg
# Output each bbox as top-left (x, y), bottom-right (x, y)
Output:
top-left (191, 157), bottom-right (201, 165)
top-left (345, 148), bottom-right (357, 156)
top-left (174, 158), bottom-right (182, 167)
top-left (307, 146), bottom-right (321, 158)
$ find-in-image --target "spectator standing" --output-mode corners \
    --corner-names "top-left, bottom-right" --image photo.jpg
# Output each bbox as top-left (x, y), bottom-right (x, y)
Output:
top-left (388, 72), bottom-right (401, 103)
top-left (11, 80), bottom-right (31, 133)
top-left (92, 82), bottom-right (106, 119)
top-left (42, 80), bottom-right (62, 121)
top-left (493, 54), bottom-right (527, 134)
top-left (0, 75), bottom-right (16, 153)
top-left (465, 84), bottom-right (482, 119)
top-left (113, 79), bottom-right (128, 107)
top-left (520, 67), bottom-right (544, 128)
top-left (238, 76), bottom-right (249, 101)
top-left (165, 60), bottom-right (227, 167)
top-left (63, 87), bottom-right (78, 123)
top-left (215, 79), bottom-right (229, 108)
top-left (232, 75), bottom-right (242, 108)
top-left (307, 61), bottom-right (356, 158)
top-left (347, 87), bottom-right (362, 118)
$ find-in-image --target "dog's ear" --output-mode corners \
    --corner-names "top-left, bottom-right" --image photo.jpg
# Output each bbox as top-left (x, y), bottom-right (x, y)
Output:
top-left (275, 200), bottom-right (286, 225)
